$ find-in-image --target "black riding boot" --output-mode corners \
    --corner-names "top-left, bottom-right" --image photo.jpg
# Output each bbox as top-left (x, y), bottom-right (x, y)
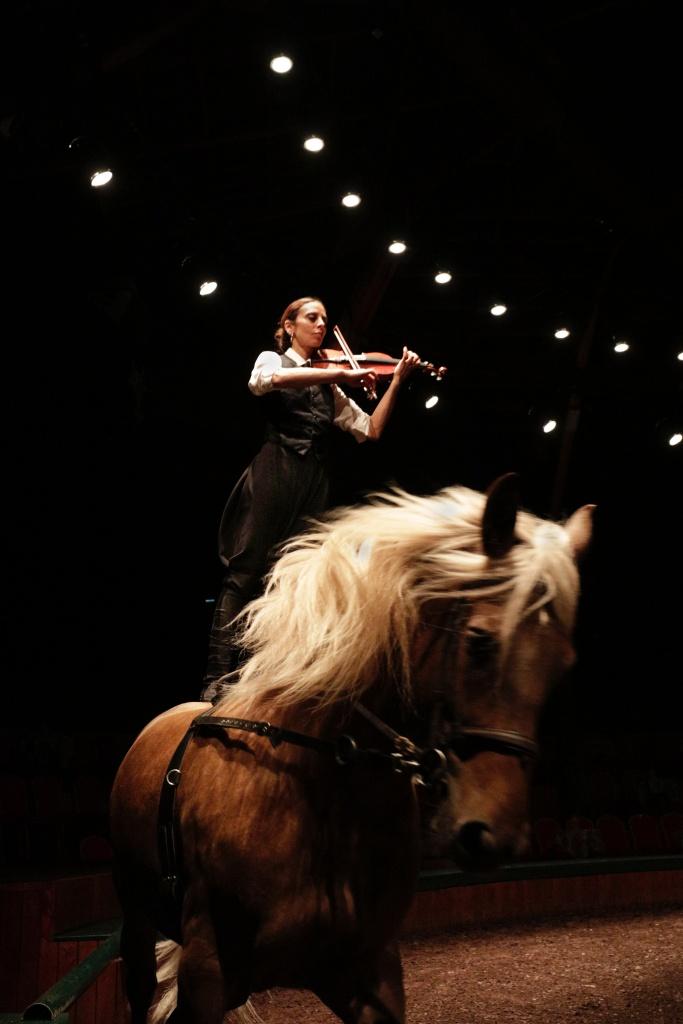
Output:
top-left (200, 587), bottom-right (246, 703)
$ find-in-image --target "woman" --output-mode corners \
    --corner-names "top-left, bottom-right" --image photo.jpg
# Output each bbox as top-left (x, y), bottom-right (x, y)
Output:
top-left (201, 295), bottom-right (419, 701)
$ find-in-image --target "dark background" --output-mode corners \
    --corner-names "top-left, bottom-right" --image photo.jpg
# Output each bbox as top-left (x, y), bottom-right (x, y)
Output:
top-left (1, 0), bottom-right (681, 751)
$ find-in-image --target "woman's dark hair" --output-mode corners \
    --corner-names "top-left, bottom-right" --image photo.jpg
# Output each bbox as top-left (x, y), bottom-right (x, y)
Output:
top-left (273, 296), bottom-right (324, 353)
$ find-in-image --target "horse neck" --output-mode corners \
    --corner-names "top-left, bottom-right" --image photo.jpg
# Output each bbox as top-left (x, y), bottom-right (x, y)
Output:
top-left (243, 674), bottom-right (411, 747)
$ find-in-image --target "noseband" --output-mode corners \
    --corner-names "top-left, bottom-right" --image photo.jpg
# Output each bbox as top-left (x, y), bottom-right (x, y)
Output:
top-left (451, 726), bottom-right (539, 762)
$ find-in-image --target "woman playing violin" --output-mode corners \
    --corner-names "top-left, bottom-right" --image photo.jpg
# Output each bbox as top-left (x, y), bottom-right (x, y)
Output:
top-left (201, 295), bottom-right (420, 702)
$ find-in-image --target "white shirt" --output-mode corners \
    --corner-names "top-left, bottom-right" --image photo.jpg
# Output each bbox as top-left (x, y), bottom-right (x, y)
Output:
top-left (248, 348), bottom-right (372, 443)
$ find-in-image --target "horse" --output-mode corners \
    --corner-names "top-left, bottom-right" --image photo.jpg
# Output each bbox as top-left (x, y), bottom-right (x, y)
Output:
top-left (110, 474), bottom-right (593, 1024)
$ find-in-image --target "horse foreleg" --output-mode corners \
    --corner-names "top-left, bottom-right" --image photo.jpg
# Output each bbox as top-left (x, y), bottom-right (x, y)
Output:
top-left (166, 913), bottom-right (249, 1024)
top-left (165, 929), bottom-right (223, 1024)
top-left (119, 911), bottom-right (159, 1024)
top-left (316, 943), bottom-right (406, 1024)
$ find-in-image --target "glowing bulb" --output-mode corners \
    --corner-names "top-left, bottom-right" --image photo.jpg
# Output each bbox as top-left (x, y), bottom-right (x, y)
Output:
top-left (614, 341), bottom-right (629, 353)
top-left (341, 192), bottom-right (361, 208)
top-left (669, 433), bottom-right (682, 447)
top-left (677, 351), bottom-right (683, 361)
top-left (90, 169), bottom-right (113, 188)
top-left (554, 328), bottom-right (570, 339)
top-left (303, 135), bottom-right (324, 153)
top-left (490, 303), bottom-right (507, 316)
top-left (542, 419), bottom-right (557, 434)
top-left (388, 240), bottom-right (407, 254)
top-left (270, 54), bottom-right (293, 74)
top-left (199, 281), bottom-right (218, 296)
top-left (434, 271), bottom-right (452, 285)
top-left (425, 395), bottom-right (439, 409)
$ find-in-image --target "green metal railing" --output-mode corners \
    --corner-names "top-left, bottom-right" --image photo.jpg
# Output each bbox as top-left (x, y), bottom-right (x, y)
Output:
top-left (17, 929), bottom-right (120, 1023)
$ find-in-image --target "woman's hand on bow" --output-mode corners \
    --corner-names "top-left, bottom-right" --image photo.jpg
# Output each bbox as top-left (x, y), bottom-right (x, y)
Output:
top-left (341, 367), bottom-right (378, 390)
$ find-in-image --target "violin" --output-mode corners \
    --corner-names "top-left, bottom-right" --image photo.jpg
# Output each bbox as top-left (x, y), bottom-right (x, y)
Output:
top-left (311, 350), bottom-right (448, 381)
top-left (310, 324), bottom-right (447, 402)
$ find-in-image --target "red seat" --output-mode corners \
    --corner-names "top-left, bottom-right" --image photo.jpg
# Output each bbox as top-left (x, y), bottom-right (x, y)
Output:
top-left (596, 814), bottom-right (632, 856)
top-left (628, 813), bottom-right (664, 855)
top-left (660, 812), bottom-right (683, 853)
top-left (565, 815), bottom-right (596, 858)
top-left (79, 834), bottom-right (114, 864)
top-left (532, 817), bottom-right (569, 859)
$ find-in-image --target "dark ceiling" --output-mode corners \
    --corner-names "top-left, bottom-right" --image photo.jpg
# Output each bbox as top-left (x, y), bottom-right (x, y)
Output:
top-left (2, 1), bottom-right (681, 725)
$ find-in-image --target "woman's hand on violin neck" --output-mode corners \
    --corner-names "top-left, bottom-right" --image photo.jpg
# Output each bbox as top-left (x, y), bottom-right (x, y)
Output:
top-left (342, 367), bottom-right (378, 389)
top-left (393, 346), bottom-right (421, 382)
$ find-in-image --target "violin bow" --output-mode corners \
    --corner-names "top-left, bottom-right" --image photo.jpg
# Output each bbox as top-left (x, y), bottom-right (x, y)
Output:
top-left (332, 325), bottom-right (378, 401)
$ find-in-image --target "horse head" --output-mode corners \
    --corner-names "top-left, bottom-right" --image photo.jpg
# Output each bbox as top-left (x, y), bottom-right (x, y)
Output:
top-left (219, 474), bottom-right (592, 874)
top-left (415, 474), bottom-right (594, 870)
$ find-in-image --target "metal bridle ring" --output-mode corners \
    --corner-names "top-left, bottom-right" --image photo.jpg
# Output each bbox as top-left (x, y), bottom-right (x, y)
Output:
top-left (335, 734), bottom-right (358, 766)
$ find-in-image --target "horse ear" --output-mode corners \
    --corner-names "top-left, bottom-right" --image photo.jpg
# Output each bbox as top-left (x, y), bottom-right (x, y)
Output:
top-left (482, 473), bottom-right (520, 558)
top-left (565, 504), bottom-right (595, 560)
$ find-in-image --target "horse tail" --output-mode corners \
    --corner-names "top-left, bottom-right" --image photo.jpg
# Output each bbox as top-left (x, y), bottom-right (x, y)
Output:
top-left (148, 938), bottom-right (181, 1024)
top-left (148, 938), bottom-right (265, 1024)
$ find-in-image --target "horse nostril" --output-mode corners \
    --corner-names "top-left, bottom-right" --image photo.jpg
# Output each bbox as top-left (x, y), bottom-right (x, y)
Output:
top-left (456, 820), bottom-right (496, 859)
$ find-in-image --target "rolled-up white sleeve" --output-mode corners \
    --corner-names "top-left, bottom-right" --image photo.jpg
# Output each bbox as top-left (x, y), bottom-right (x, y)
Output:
top-left (332, 385), bottom-right (372, 442)
top-left (248, 351), bottom-right (283, 395)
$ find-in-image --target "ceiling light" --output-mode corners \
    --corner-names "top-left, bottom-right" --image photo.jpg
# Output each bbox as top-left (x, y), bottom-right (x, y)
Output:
top-left (270, 55), bottom-right (293, 74)
top-left (341, 192), bottom-right (361, 208)
top-left (90, 169), bottom-right (113, 188)
top-left (388, 240), bottom-right (407, 254)
top-left (554, 328), bottom-right (570, 339)
top-left (677, 351), bottom-right (683, 362)
top-left (434, 271), bottom-right (452, 285)
top-left (199, 281), bottom-right (218, 296)
top-left (542, 419), bottom-right (557, 434)
top-left (490, 303), bottom-right (507, 316)
top-left (614, 341), bottom-right (630, 353)
top-left (669, 432), bottom-right (682, 447)
top-left (425, 395), bottom-right (439, 409)
top-left (303, 135), bottom-right (324, 153)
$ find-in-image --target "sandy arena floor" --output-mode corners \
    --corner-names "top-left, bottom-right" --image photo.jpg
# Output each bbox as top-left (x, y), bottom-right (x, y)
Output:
top-left (246, 906), bottom-right (683, 1023)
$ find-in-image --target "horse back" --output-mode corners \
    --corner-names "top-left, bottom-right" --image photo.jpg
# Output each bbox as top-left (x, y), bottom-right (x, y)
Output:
top-left (110, 703), bottom-right (207, 877)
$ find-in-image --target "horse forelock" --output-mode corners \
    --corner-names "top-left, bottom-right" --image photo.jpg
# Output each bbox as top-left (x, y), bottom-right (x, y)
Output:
top-left (216, 486), bottom-right (580, 714)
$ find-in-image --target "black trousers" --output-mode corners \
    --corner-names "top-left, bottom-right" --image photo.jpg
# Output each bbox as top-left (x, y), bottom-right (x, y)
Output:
top-left (201, 441), bottom-right (330, 701)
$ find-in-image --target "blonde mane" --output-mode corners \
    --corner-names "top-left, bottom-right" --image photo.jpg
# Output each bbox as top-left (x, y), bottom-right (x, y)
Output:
top-left (217, 485), bottom-right (580, 713)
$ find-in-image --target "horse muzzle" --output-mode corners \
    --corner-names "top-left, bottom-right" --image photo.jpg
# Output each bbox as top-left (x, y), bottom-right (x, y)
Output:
top-left (449, 819), bottom-right (510, 870)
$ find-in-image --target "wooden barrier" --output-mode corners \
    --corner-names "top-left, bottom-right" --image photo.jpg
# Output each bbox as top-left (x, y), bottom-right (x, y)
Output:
top-left (2, 859), bottom-right (682, 1022)
top-left (404, 855), bottom-right (683, 934)
top-left (0, 870), bottom-right (120, 1017)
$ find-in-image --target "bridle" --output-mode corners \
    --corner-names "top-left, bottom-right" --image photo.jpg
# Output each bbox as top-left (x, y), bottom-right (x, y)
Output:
top-left (157, 703), bottom-right (537, 904)
top-left (350, 702), bottom-right (538, 775)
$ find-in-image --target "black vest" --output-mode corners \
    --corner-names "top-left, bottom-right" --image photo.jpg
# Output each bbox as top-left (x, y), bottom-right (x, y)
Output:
top-left (263, 353), bottom-right (335, 457)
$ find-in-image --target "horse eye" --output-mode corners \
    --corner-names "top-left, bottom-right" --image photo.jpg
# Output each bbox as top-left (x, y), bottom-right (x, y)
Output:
top-left (466, 627), bottom-right (498, 662)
